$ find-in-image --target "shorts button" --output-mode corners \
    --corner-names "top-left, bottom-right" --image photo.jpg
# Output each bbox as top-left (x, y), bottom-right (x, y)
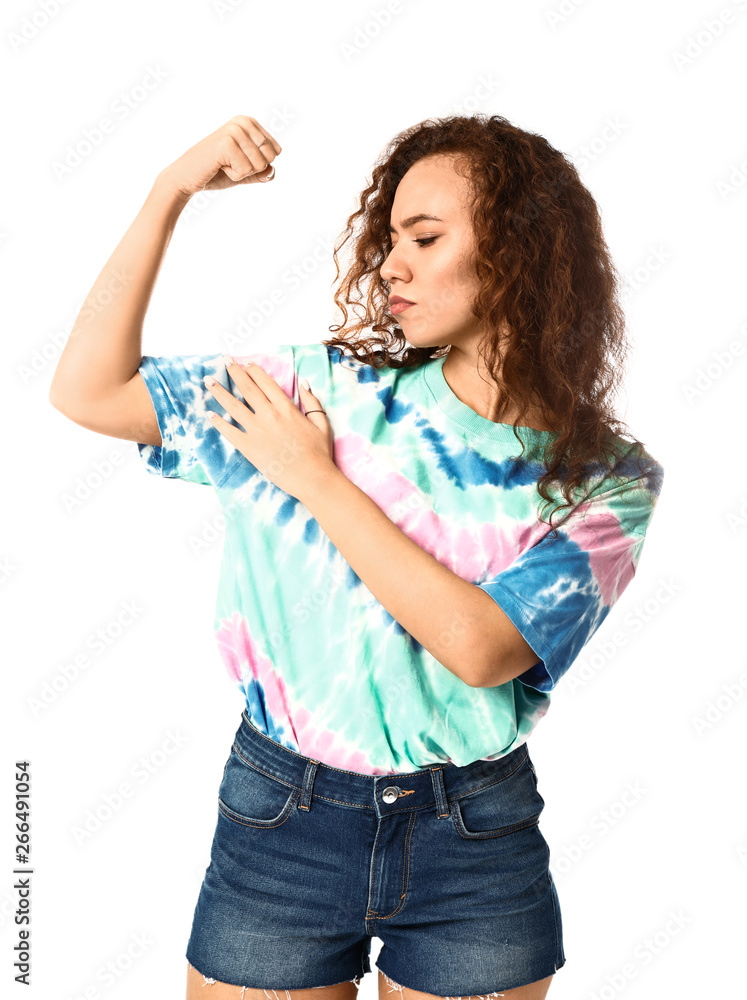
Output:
top-left (382, 785), bottom-right (400, 804)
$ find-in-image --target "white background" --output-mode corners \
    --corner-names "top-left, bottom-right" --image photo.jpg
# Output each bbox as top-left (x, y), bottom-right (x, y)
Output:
top-left (3, 0), bottom-right (746, 996)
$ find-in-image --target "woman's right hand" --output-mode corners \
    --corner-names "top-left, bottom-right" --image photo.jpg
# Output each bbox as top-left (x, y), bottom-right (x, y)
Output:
top-left (159, 115), bottom-right (282, 201)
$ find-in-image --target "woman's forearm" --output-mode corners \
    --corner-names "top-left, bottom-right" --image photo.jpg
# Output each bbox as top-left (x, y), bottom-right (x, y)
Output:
top-left (49, 171), bottom-right (189, 406)
top-left (299, 466), bottom-right (514, 687)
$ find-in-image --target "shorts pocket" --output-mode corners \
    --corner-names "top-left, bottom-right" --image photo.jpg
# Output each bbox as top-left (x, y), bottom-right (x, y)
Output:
top-left (451, 751), bottom-right (544, 840)
top-left (217, 742), bottom-right (299, 828)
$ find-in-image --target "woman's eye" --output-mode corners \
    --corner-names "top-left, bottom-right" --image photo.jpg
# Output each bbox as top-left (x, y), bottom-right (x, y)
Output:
top-left (387, 236), bottom-right (438, 253)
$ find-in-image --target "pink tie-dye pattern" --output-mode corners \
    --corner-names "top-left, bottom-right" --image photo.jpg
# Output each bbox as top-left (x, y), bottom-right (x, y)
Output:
top-left (291, 705), bottom-right (397, 776)
top-left (215, 612), bottom-right (295, 728)
top-left (334, 432), bottom-right (550, 584)
top-left (334, 432), bottom-right (487, 574)
top-left (215, 611), bottom-right (393, 775)
top-left (334, 433), bottom-right (635, 608)
top-left (478, 519), bottom-right (550, 580)
top-left (335, 434), bottom-right (439, 547)
top-left (564, 509), bottom-right (636, 605)
top-left (234, 352), bottom-right (296, 399)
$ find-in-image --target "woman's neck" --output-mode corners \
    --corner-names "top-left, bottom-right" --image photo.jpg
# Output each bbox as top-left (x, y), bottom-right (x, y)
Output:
top-left (441, 350), bottom-right (554, 431)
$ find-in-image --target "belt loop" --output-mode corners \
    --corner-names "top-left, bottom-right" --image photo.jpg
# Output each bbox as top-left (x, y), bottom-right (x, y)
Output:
top-left (429, 765), bottom-right (450, 819)
top-left (297, 759), bottom-right (318, 812)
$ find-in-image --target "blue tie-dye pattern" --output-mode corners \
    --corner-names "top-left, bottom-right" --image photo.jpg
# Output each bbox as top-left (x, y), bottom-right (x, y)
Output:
top-left (276, 494), bottom-right (298, 527)
top-left (137, 354), bottom-right (263, 485)
top-left (136, 341), bottom-right (663, 773)
top-left (377, 383), bottom-right (415, 425)
top-left (416, 421), bottom-right (475, 483)
top-left (244, 675), bottom-right (291, 748)
top-left (479, 531), bottom-right (606, 692)
top-left (251, 480), bottom-right (268, 502)
top-left (415, 419), bottom-right (547, 491)
top-left (328, 344), bottom-right (382, 385)
top-left (302, 518), bottom-right (320, 546)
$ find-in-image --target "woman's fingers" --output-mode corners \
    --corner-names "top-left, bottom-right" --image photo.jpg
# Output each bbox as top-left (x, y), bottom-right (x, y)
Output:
top-left (204, 376), bottom-right (254, 428)
top-left (225, 358), bottom-right (292, 407)
top-left (204, 357), bottom-right (292, 426)
top-left (227, 114), bottom-right (282, 157)
top-left (222, 119), bottom-right (279, 181)
top-left (206, 408), bottom-right (246, 449)
top-left (161, 115), bottom-right (282, 198)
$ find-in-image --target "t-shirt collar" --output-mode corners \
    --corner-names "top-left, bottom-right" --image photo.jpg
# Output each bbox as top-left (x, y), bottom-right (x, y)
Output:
top-left (421, 352), bottom-right (559, 443)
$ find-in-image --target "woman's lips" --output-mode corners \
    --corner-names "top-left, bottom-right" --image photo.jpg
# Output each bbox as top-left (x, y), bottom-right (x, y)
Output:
top-left (390, 301), bottom-right (415, 315)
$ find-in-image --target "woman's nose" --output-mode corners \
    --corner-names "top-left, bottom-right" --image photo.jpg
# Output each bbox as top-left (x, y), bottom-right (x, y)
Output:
top-left (381, 247), bottom-right (408, 283)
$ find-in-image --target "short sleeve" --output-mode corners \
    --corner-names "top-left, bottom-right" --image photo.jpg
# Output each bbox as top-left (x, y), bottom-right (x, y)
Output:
top-left (136, 354), bottom-right (246, 486)
top-left (136, 344), bottom-right (302, 488)
top-left (477, 458), bottom-right (664, 692)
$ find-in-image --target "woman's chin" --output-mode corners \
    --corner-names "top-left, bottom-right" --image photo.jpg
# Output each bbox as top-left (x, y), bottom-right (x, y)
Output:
top-left (398, 324), bottom-right (448, 350)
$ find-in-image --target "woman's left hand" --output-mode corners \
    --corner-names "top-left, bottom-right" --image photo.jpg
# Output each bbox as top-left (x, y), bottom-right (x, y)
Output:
top-left (203, 356), bottom-right (335, 502)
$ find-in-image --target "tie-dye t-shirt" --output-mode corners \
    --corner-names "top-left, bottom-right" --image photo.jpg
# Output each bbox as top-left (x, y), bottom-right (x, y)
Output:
top-left (136, 341), bottom-right (663, 775)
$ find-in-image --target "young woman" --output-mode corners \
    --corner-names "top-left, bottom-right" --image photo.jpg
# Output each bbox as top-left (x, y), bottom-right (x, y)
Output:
top-left (49, 113), bottom-right (664, 1000)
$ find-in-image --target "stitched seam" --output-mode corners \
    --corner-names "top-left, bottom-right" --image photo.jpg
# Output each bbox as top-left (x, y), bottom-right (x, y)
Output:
top-left (138, 358), bottom-right (177, 478)
top-left (307, 796), bottom-right (371, 810)
top-left (235, 713), bottom-right (529, 807)
top-left (452, 808), bottom-right (541, 840)
top-left (372, 802), bottom-right (436, 815)
top-left (229, 743), bottom-right (374, 810)
top-left (366, 825), bottom-right (383, 919)
top-left (374, 810), bottom-right (417, 920)
top-left (218, 788), bottom-right (299, 828)
top-left (448, 750), bottom-right (530, 804)
top-left (230, 741), bottom-right (299, 791)
top-left (215, 452), bottom-right (247, 489)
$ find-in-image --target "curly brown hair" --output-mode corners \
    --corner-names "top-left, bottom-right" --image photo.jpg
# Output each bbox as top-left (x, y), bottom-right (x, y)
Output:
top-left (322, 113), bottom-right (660, 536)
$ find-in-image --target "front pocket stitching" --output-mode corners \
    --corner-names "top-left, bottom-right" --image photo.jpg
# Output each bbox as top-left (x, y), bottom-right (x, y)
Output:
top-left (449, 750), bottom-right (530, 806)
top-left (451, 802), bottom-right (542, 840)
top-left (217, 787), bottom-right (299, 829)
top-left (230, 741), bottom-right (299, 793)
top-left (228, 741), bottom-right (371, 811)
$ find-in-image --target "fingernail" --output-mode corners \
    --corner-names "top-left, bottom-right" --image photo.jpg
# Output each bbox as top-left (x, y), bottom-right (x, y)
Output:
top-left (300, 377), bottom-right (310, 390)
top-left (222, 354), bottom-right (233, 367)
top-left (204, 375), bottom-right (216, 387)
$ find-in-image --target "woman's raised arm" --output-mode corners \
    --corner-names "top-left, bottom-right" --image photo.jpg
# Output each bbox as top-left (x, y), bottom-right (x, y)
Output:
top-left (48, 115), bottom-right (282, 446)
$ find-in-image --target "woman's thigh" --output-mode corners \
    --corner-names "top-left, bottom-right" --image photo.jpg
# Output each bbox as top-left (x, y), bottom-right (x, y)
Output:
top-left (379, 970), bottom-right (555, 1000)
top-left (186, 961), bottom-right (363, 1000)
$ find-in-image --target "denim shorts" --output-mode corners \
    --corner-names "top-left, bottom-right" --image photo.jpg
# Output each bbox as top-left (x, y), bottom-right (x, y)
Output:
top-left (186, 710), bottom-right (566, 995)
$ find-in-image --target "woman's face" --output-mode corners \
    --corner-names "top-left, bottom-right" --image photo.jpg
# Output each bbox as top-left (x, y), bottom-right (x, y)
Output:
top-left (380, 154), bottom-right (484, 351)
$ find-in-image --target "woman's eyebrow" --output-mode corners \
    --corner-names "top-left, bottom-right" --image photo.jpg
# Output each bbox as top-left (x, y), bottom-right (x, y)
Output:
top-left (388, 213), bottom-right (445, 233)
